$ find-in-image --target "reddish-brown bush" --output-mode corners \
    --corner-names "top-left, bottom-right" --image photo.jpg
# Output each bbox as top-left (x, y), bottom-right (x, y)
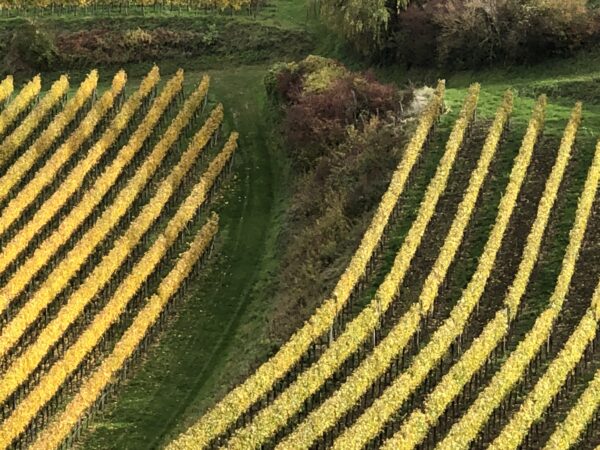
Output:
top-left (273, 60), bottom-right (407, 168)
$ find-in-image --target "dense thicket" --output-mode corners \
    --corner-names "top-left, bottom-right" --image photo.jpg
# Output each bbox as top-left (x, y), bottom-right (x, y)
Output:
top-left (0, 17), bottom-right (313, 75)
top-left (318, 0), bottom-right (598, 68)
top-left (264, 56), bottom-right (418, 341)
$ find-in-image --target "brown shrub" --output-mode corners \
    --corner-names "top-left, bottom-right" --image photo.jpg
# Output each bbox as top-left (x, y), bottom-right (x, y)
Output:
top-left (268, 119), bottom-right (406, 342)
top-left (432, 0), bottom-right (597, 67)
top-left (277, 62), bottom-right (407, 169)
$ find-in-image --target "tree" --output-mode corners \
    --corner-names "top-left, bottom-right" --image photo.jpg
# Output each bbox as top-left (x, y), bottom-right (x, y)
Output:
top-left (319, 0), bottom-right (412, 53)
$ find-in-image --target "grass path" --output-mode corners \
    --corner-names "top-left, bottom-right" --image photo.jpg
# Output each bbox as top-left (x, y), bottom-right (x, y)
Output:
top-left (78, 66), bottom-right (290, 450)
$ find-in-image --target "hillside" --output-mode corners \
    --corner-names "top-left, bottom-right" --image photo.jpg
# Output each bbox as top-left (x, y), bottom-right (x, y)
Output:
top-left (0, 1), bottom-right (599, 449)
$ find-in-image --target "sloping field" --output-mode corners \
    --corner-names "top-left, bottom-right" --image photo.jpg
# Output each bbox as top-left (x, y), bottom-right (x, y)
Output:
top-left (168, 83), bottom-right (600, 450)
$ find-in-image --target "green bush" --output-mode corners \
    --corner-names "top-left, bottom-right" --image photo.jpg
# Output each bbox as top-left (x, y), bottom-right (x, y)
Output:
top-left (2, 20), bottom-right (58, 73)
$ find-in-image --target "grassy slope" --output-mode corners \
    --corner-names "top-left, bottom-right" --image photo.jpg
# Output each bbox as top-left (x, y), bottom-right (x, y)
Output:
top-left (75, 66), bottom-right (290, 449)
top-left (7, 2), bottom-right (600, 448)
top-left (67, 4), bottom-right (308, 448)
top-left (82, 22), bottom-right (600, 450)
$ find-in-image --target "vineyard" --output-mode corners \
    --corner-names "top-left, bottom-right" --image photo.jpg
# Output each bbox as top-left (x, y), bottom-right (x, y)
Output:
top-left (164, 82), bottom-right (600, 450)
top-left (0, 66), bottom-right (238, 449)
top-left (1, 0), bottom-right (600, 448)
top-left (0, 0), bottom-right (258, 13)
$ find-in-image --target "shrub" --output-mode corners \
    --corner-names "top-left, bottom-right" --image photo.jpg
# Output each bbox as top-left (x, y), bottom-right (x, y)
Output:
top-left (265, 56), bottom-right (419, 343)
top-left (123, 27), bottom-right (153, 46)
top-left (268, 114), bottom-right (408, 342)
top-left (317, 0), bottom-right (599, 69)
top-left (267, 56), bottom-right (411, 168)
top-left (2, 20), bottom-right (58, 73)
top-left (433, 0), bottom-right (595, 67)
top-left (282, 73), bottom-right (405, 167)
top-left (303, 64), bottom-right (346, 93)
top-left (265, 62), bottom-right (301, 104)
top-left (383, 1), bottom-right (440, 68)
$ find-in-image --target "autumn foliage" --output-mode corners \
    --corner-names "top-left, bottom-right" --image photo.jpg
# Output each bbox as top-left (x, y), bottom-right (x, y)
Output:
top-left (266, 56), bottom-right (410, 168)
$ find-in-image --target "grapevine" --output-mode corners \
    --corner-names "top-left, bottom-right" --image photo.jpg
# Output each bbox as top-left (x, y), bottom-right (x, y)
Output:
top-left (0, 75), bottom-right (41, 139)
top-left (0, 106), bottom-right (224, 407)
top-left (277, 89), bottom-right (513, 450)
top-left (333, 95), bottom-right (547, 450)
top-left (0, 70), bottom-right (99, 207)
top-left (380, 102), bottom-right (582, 449)
top-left (0, 135), bottom-right (234, 445)
top-left (0, 74), bottom-right (69, 166)
top-left (0, 70), bottom-right (126, 244)
top-left (438, 137), bottom-right (600, 450)
top-left (29, 213), bottom-right (220, 450)
top-left (0, 75), bottom-right (14, 109)
top-left (0, 72), bottom-right (204, 364)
